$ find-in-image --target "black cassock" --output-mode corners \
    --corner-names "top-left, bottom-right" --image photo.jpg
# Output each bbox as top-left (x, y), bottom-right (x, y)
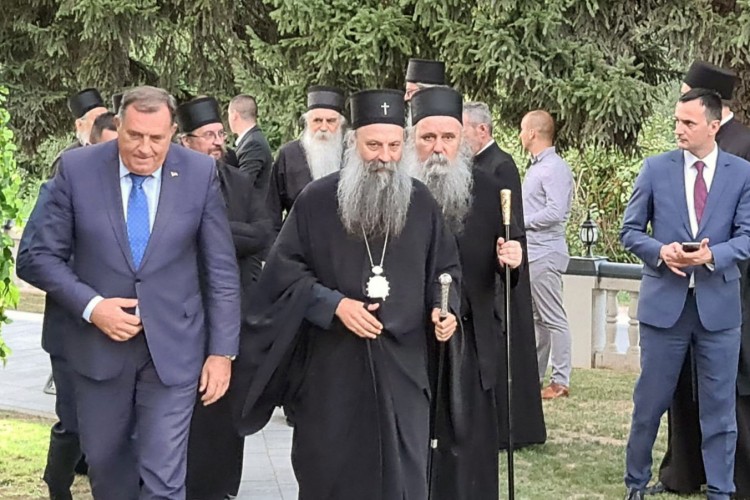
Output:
top-left (232, 172), bottom-right (461, 500)
top-left (186, 161), bottom-right (271, 500)
top-left (473, 142), bottom-right (547, 449)
top-left (658, 117), bottom-right (750, 497)
top-left (431, 168), bottom-right (522, 500)
top-left (266, 139), bottom-right (313, 240)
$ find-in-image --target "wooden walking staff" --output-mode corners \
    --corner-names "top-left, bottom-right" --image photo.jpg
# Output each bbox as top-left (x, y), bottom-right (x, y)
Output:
top-left (428, 273), bottom-right (452, 500)
top-left (501, 188), bottom-right (515, 499)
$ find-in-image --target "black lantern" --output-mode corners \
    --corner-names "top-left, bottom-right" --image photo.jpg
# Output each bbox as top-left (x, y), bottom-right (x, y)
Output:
top-left (579, 211), bottom-right (599, 258)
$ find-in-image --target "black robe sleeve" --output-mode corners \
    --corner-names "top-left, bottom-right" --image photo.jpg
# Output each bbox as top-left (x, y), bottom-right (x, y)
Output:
top-left (230, 194), bottom-right (319, 435)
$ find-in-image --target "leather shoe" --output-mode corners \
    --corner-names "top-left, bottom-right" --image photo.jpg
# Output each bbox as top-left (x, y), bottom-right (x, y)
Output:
top-left (625, 488), bottom-right (645, 500)
top-left (644, 482), bottom-right (675, 495)
top-left (541, 382), bottom-right (570, 400)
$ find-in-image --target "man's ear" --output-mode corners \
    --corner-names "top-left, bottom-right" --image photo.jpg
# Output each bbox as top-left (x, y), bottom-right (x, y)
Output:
top-left (74, 117), bottom-right (84, 133)
top-left (113, 115), bottom-right (121, 130)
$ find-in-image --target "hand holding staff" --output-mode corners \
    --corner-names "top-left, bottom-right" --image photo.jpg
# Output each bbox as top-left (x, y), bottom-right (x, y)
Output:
top-left (428, 273), bottom-right (453, 499)
top-left (501, 188), bottom-right (516, 500)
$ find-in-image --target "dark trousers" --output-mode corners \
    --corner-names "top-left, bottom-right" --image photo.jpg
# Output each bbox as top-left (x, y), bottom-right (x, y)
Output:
top-left (73, 335), bottom-right (198, 500)
top-left (625, 295), bottom-right (740, 499)
top-left (44, 355), bottom-right (83, 500)
top-left (658, 355), bottom-right (750, 499)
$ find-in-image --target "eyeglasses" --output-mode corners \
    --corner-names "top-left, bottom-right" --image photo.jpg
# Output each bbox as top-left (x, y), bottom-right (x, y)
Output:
top-left (187, 130), bottom-right (227, 141)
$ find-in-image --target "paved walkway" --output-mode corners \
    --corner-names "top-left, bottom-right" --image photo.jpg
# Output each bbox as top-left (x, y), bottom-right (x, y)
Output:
top-left (0, 311), bottom-right (297, 499)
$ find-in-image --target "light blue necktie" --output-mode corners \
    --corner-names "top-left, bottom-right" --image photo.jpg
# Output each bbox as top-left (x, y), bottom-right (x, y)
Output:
top-left (127, 174), bottom-right (151, 269)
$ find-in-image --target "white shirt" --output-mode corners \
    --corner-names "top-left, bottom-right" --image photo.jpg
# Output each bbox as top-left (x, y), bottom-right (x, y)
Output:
top-left (82, 160), bottom-right (163, 322)
top-left (683, 144), bottom-right (718, 238)
top-left (683, 144), bottom-right (718, 286)
top-left (235, 126), bottom-right (253, 147)
top-left (721, 111), bottom-right (735, 127)
top-left (475, 139), bottom-right (495, 156)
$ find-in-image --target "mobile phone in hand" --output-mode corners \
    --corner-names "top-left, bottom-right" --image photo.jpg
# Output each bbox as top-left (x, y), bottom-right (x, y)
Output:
top-left (681, 242), bottom-right (700, 253)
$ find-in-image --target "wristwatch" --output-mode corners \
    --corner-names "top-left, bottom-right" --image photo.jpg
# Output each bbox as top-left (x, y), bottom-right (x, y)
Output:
top-left (223, 355), bottom-right (236, 361)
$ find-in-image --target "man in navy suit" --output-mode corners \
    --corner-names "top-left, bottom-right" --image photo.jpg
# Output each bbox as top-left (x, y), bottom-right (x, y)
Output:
top-left (20, 86), bottom-right (241, 499)
top-left (621, 88), bottom-right (750, 500)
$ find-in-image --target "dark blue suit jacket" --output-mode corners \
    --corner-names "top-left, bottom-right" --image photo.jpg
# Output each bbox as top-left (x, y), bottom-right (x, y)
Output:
top-left (17, 182), bottom-right (72, 357)
top-left (19, 141), bottom-right (241, 386)
top-left (621, 148), bottom-right (750, 332)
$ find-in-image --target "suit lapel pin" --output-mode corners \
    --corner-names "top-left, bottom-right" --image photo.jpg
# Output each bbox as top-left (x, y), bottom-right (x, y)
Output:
top-left (170, 171), bottom-right (178, 177)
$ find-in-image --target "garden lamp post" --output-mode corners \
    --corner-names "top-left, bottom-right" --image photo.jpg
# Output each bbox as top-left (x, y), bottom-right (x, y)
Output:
top-left (579, 212), bottom-right (599, 258)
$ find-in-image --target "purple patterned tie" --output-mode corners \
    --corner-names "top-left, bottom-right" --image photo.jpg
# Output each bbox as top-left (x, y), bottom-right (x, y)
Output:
top-left (694, 161), bottom-right (708, 224)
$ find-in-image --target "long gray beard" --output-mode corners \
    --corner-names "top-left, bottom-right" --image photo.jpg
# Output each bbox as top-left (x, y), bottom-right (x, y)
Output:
top-left (301, 127), bottom-right (344, 180)
top-left (407, 139), bottom-right (474, 235)
top-left (337, 141), bottom-right (413, 239)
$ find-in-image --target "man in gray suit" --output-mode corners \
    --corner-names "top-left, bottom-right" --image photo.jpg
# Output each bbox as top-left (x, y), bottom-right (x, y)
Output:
top-left (20, 86), bottom-right (241, 499)
top-left (621, 88), bottom-right (750, 500)
top-left (519, 110), bottom-right (575, 399)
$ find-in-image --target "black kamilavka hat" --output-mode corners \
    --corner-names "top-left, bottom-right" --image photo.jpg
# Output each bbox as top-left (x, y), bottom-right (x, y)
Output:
top-left (68, 88), bottom-right (105, 119)
top-left (684, 61), bottom-right (737, 100)
top-left (307, 86), bottom-right (345, 113)
top-left (406, 59), bottom-right (446, 85)
top-left (410, 87), bottom-right (463, 125)
top-left (350, 89), bottom-right (406, 129)
top-left (176, 97), bottom-right (222, 133)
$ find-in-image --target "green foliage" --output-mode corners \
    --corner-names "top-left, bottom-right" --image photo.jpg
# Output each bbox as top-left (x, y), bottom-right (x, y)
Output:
top-left (1, 0), bottom-right (731, 165)
top-left (1, 0), bottom-right (748, 268)
top-left (0, 87), bottom-right (23, 365)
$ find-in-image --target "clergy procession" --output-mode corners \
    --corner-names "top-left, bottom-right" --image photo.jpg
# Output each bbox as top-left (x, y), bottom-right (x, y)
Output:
top-left (11, 53), bottom-right (750, 500)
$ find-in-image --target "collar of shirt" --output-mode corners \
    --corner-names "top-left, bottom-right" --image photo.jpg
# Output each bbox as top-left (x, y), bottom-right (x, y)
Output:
top-left (235, 126), bottom-right (254, 147)
top-left (118, 157), bottom-right (163, 230)
top-left (118, 157), bottom-right (163, 183)
top-left (531, 146), bottom-right (556, 164)
top-left (683, 143), bottom-right (718, 175)
top-left (720, 111), bottom-right (735, 127)
top-left (475, 139), bottom-right (495, 156)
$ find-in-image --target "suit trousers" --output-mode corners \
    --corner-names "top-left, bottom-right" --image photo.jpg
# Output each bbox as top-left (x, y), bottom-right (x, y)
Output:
top-left (73, 334), bottom-right (198, 500)
top-left (530, 256), bottom-right (572, 386)
top-left (625, 294), bottom-right (740, 499)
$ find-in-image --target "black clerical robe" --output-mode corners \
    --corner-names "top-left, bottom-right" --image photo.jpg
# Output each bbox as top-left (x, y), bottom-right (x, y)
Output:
top-left (233, 172), bottom-right (461, 500)
top-left (266, 139), bottom-right (313, 241)
top-left (186, 161), bottom-right (271, 500)
top-left (473, 141), bottom-right (547, 449)
top-left (431, 168), bottom-right (523, 500)
top-left (658, 117), bottom-right (750, 497)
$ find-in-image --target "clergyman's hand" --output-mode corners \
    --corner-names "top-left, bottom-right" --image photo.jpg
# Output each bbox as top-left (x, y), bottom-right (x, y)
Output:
top-left (335, 298), bottom-right (383, 339)
top-left (432, 308), bottom-right (457, 342)
top-left (90, 298), bottom-right (142, 342)
top-left (200, 355), bottom-right (232, 406)
top-left (497, 238), bottom-right (522, 269)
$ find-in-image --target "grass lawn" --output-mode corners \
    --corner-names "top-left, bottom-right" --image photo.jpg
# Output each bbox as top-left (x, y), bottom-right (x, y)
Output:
top-left (0, 412), bottom-right (90, 499)
top-left (0, 369), bottom-right (704, 499)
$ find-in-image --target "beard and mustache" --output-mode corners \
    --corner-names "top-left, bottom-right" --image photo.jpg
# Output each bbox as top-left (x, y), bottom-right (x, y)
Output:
top-left (301, 124), bottom-right (344, 181)
top-left (405, 133), bottom-right (474, 235)
top-left (337, 130), bottom-right (413, 239)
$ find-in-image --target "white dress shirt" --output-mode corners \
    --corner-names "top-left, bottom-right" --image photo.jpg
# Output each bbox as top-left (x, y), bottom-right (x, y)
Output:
top-left (683, 144), bottom-right (718, 286)
top-left (82, 159), bottom-right (163, 322)
top-left (475, 139), bottom-right (495, 156)
top-left (684, 144), bottom-right (718, 238)
top-left (235, 126), bottom-right (252, 147)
